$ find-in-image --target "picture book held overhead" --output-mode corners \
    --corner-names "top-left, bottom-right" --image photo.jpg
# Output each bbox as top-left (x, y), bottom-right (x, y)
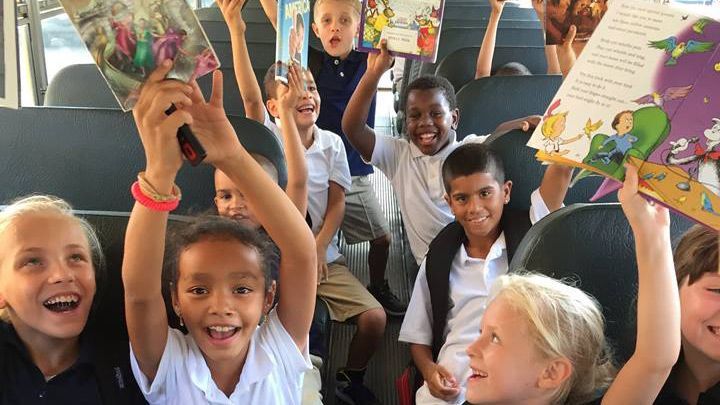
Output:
top-left (275, 0), bottom-right (310, 82)
top-left (358, 0), bottom-right (445, 62)
top-left (528, 0), bottom-right (720, 229)
top-left (58, 0), bottom-right (219, 111)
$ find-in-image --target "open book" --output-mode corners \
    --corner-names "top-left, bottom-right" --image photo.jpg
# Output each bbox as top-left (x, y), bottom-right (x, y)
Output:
top-left (546, 0), bottom-right (609, 45)
top-left (275, 0), bottom-right (310, 82)
top-left (528, 0), bottom-right (720, 229)
top-left (358, 0), bottom-right (445, 62)
top-left (58, 0), bottom-right (219, 111)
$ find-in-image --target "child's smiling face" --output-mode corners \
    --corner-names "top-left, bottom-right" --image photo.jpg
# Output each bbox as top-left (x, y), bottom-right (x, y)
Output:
top-left (312, 0), bottom-right (359, 59)
top-left (679, 272), bottom-right (720, 365)
top-left (173, 238), bottom-right (274, 368)
top-left (404, 88), bottom-right (458, 156)
top-left (0, 212), bottom-right (96, 341)
top-left (445, 172), bottom-right (511, 242)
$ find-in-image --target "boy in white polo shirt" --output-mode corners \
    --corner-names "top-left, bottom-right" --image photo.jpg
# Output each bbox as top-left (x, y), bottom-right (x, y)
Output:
top-left (342, 43), bottom-right (540, 266)
top-left (399, 143), bottom-right (572, 404)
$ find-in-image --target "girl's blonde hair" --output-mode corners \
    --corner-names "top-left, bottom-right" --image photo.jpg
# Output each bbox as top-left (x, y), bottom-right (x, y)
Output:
top-left (0, 195), bottom-right (104, 322)
top-left (491, 273), bottom-right (616, 404)
top-left (541, 112), bottom-right (568, 138)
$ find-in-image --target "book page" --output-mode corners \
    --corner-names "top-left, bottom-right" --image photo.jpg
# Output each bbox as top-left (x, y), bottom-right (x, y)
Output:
top-left (275, 0), bottom-right (310, 82)
top-left (358, 0), bottom-right (445, 62)
top-left (528, 0), bottom-right (719, 185)
top-left (59, 0), bottom-right (220, 111)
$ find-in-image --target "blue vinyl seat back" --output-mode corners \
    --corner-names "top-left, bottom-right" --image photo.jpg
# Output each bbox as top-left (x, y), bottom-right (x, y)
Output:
top-left (44, 64), bottom-right (120, 109)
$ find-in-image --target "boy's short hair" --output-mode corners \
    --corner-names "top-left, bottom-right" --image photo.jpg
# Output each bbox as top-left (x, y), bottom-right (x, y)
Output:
top-left (442, 143), bottom-right (506, 193)
top-left (400, 75), bottom-right (457, 115)
top-left (263, 62), bottom-right (282, 100)
top-left (674, 225), bottom-right (719, 286)
top-left (313, 0), bottom-right (361, 20)
top-left (493, 62), bottom-right (531, 77)
top-left (611, 110), bottom-right (633, 130)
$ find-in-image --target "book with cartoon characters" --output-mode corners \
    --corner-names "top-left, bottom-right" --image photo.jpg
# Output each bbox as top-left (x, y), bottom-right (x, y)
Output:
top-left (275, 0), bottom-right (310, 82)
top-left (57, 0), bottom-right (220, 111)
top-left (545, 0), bottom-right (609, 45)
top-left (358, 0), bottom-right (445, 62)
top-left (0, 0), bottom-right (19, 110)
top-left (527, 0), bottom-right (720, 229)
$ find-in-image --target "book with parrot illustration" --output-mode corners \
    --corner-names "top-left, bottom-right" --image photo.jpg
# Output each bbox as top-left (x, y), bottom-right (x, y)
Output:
top-left (275, 0), bottom-right (310, 82)
top-left (527, 0), bottom-right (720, 229)
top-left (57, 0), bottom-right (219, 111)
top-left (357, 0), bottom-right (445, 62)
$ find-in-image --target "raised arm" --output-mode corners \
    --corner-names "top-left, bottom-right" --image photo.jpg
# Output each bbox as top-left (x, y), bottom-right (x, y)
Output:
top-left (276, 65), bottom-right (309, 215)
top-left (258, 0), bottom-right (278, 29)
top-left (557, 25), bottom-right (578, 78)
top-left (475, 0), bottom-right (505, 79)
top-left (532, 0), bottom-right (562, 75)
top-left (341, 41), bottom-right (393, 162)
top-left (537, 164), bottom-right (573, 213)
top-left (122, 61), bottom-right (193, 381)
top-left (188, 70), bottom-right (317, 349)
top-left (216, 0), bottom-right (265, 123)
top-left (314, 182), bottom-right (345, 283)
top-left (602, 164), bottom-right (679, 405)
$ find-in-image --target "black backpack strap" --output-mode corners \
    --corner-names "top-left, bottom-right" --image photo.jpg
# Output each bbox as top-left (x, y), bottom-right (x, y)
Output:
top-left (500, 209), bottom-right (533, 264)
top-left (425, 221), bottom-right (466, 361)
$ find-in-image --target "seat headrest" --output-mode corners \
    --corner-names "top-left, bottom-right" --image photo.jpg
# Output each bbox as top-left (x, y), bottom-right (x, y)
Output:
top-left (44, 64), bottom-right (120, 109)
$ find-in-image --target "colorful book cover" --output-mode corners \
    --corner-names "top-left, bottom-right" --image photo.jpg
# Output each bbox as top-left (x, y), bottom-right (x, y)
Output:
top-left (358, 0), bottom-right (445, 63)
top-left (546, 0), bottom-right (608, 45)
top-left (275, 0), bottom-right (310, 82)
top-left (58, 0), bottom-right (220, 112)
top-left (0, 0), bottom-right (19, 110)
top-left (528, 0), bottom-right (720, 229)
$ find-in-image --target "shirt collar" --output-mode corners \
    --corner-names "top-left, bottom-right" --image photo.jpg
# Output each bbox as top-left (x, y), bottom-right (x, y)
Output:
top-left (1, 321), bottom-right (94, 369)
top-left (458, 232), bottom-right (507, 264)
top-left (322, 49), bottom-right (362, 66)
top-left (408, 129), bottom-right (458, 159)
top-left (186, 326), bottom-right (274, 401)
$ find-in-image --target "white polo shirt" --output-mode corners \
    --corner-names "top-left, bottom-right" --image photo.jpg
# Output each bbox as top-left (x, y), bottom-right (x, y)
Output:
top-left (263, 114), bottom-right (352, 263)
top-left (399, 190), bottom-right (553, 405)
top-left (369, 130), bottom-right (488, 265)
top-left (130, 310), bottom-right (311, 405)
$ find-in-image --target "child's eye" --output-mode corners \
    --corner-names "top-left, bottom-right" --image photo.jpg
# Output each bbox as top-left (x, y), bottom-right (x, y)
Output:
top-left (23, 257), bottom-right (43, 267)
top-left (69, 253), bottom-right (88, 263)
top-left (431, 111), bottom-right (443, 117)
top-left (234, 286), bottom-right (252, 294)
top-left (707, 288), bottom-right (720, 295)
top-left (189, 287), bottom-right (208, 295)
top-left (491, 333), bottom-right (500, 344)
top-left (455, 196), bottom-right (467, 203)
top-left (480, 190), bottom-right (492, 198)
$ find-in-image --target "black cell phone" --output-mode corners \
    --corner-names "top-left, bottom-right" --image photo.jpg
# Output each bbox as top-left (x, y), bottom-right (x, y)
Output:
top-left (165, 104), bottom-right (206, 166)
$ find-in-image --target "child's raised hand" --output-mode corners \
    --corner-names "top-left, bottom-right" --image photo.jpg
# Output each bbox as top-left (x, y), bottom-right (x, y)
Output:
top-left (557, 25), bottom-right (577, 77)
top-left (426, 363), bottom-right (460, 401)
top-left (277, 64), bottom-right (305, 113)
top-left (489, 0), bottom-right (506, 15)
top-left (132, 60), bottom-right (193, 180)
top-left (618, 164), bottom-right (670, 237)
top-left (367, 39), bottom-right (394, 79)
top-left (216, 0), bottom-right (246, 33)
top-left (183, 70), bottom-right (244, 167)
top-left (520, 115), bottom-right (542, 131)
top-left (532, 0), bottom-right (545, 21)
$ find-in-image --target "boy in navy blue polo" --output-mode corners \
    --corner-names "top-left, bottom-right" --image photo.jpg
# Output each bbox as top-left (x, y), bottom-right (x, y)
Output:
top-left (257, 0), bottom-right (405, 319)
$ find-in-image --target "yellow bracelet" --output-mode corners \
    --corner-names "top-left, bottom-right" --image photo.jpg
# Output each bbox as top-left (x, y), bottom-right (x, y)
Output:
top-left (137, 172), bottom-right (182, 202)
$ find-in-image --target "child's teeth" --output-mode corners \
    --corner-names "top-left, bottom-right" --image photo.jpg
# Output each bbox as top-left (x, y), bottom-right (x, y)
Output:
top-left (209, 326), bottom-right (235, 332)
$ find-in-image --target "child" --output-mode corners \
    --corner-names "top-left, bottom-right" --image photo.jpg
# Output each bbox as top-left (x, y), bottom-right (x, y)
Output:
top-left (465, 165), bottom-right (680, 405)
top-left (646, 224), bottom-right (720, 404)
top-left (591, 110), bottom-right (637, 165)
top-left (218, 2), bottom-right (389, 401)
top-left (342, 43), bottom-right (548, 267)
top-left (398, 143), bottom-right (572, 404)
top-left (122, 61), bottom-right (316, 404)
top-left (0, 195), bottom-right (145, 404)
top-left (474, 0), bottom-right (561, 79)
top-left (256, 0), bottom-right (403, 316)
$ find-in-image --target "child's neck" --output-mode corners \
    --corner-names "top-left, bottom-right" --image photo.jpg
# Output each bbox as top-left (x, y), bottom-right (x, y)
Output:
top-left (300, 125), bottom-right (315, 149)
top-left (464, 228), bottom-right (501, 260)
top-left (14, 324), bottom-right (80, 378)
top-left (206, 352), bottom-right (248, 398)
top-left (674, 343), bottom-right (720, 404)
top-left (330, 48), bottom-right (352, 61)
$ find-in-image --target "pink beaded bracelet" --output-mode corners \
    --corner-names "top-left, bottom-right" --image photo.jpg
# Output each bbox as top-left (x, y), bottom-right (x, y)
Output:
top-left (131, 181), bottom-right (180, 212)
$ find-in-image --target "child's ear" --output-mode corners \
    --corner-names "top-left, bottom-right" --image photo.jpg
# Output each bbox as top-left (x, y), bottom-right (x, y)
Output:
top-left (537, 357), bottom-right (573, 390)
top-left (266, 99), bottom-right (280, 118)
top-left (170, 287), bottom-right (180, 316)
top-left (503, 180), bottom-right (513, 205)
top-left (0, 294), bottom-right (7, 310)
top-left (451, 108), bottom-right (460, 130)
top-left (264, 280), bottom-right (277, 314)
top-left (311, 21), bottom-right (320, 38)
top-left (444, 192), bottom-right (453, 211)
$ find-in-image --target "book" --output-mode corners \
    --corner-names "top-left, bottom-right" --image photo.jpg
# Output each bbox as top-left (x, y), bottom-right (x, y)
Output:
top-left (58, 0), bottom-right (220, 111)
top-left (275, 0), bottom-right (310, 82)
top-left (545, 0), bottom-right (609, 45)
top-left (527, 0), bottom-right (720, 229)
top-left (0, 0), bottom-right (19, 110)
top-left (358, 0), bottom-right (445, 62)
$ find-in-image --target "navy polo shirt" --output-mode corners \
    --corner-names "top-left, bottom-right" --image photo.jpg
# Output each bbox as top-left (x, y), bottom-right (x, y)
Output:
top-left (309, 47), bottom-right (376, 177)
top-left (0, 322), bottom-right (146, 405)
